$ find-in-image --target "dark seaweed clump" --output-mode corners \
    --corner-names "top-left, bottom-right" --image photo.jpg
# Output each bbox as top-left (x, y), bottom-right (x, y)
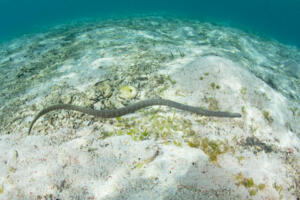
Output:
top-left (242, 137), bottom-right (274, 154)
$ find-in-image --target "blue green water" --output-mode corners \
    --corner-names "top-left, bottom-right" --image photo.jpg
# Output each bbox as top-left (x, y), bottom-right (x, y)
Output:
top-left (0, 0), bottom-right (300, 48)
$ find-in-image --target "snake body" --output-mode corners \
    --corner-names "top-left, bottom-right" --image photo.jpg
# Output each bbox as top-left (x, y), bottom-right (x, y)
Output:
top-left (28, 98), bottom-right (241, 134)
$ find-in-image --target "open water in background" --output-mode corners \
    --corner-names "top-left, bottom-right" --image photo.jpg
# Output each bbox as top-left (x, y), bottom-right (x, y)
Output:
top-left (0, 0), bottom-right (300, 48)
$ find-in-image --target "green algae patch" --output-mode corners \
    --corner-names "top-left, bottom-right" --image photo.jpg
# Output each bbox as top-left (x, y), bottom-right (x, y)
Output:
top-left (165, 74), bottom-right (177, 85)
top-left (187, 136), bottom-right (201, 148)
top-left (258, 183), bottom-right (265, 191)
top-left (210, 82), bottom-right (220, 90)
top-left (201, 138), bottom-right (230, 163)
top-left (154, 74), bottom-right (177, 95)
top-left (210, 82), bottom-right (216, 89)
top-left (195, 117), bottom-right (209, 126)
top-left (263, 110), bottom-right (274, 124)
top-left (240, 87), bottom-right (247, 96)
top-left (0, 184), bottom-right (3, 194)
top-left (237, 156), bottom-right (245, 164)
top-left (241, 106), bottom-right (246, 115)
top-left (116, 116), bottom-right (122, 122)
top-left (187, 137), bottom-right (232, 164)
top-left (105, 110), bottom-right (194, 143)
top-left (207, 97), bottom-right (219, 111)
top-left (235, 173), bottom-right (254, 188)
top-left (235, 173), bottom-right (266, 196)
top-left (273, 183), bottom-right (284, 200)
top-left (249, 189), bottom-right (257, 196)
top-left (273, 182), bottom-right (283, 193)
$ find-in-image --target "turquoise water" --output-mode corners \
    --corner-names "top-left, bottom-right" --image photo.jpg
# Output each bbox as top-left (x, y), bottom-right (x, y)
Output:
top-left (0, 0), bottom-right (300, 47)
top-left (0, 1), bottom-right (300, 199)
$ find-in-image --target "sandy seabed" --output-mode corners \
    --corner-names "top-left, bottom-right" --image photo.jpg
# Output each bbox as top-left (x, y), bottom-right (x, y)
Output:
top-left (0, 15), bottom-right (299, 199)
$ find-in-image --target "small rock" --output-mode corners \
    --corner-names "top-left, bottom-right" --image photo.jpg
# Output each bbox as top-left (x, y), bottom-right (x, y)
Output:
top-left (61, 94), bottom-right (72, 104)
top-left (119, 85), bottom-right (137, 100)
top-left (96, 82), bottom-right (112, 98)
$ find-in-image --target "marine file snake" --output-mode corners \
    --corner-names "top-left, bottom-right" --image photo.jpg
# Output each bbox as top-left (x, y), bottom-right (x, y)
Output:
top-left (28, 98), bottom-right (241, 134)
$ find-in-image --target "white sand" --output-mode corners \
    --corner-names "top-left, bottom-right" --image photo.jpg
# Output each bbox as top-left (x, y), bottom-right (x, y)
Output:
top-left (0, 56), bottom-right (299, 199)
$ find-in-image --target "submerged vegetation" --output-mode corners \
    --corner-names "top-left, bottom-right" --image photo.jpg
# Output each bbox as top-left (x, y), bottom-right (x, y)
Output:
top-left (240, 87), bottom-right (247, 96)
top-left (102, 110), bottom-right (237, 166)
top-left (263, 110), bottom-right (274, 124)
top-left (187, 136), bottom-right (233, 164)
top-left (103, 110), bottom-right (194, 146)
top-left (235, 172), bottom-right (266, 196)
